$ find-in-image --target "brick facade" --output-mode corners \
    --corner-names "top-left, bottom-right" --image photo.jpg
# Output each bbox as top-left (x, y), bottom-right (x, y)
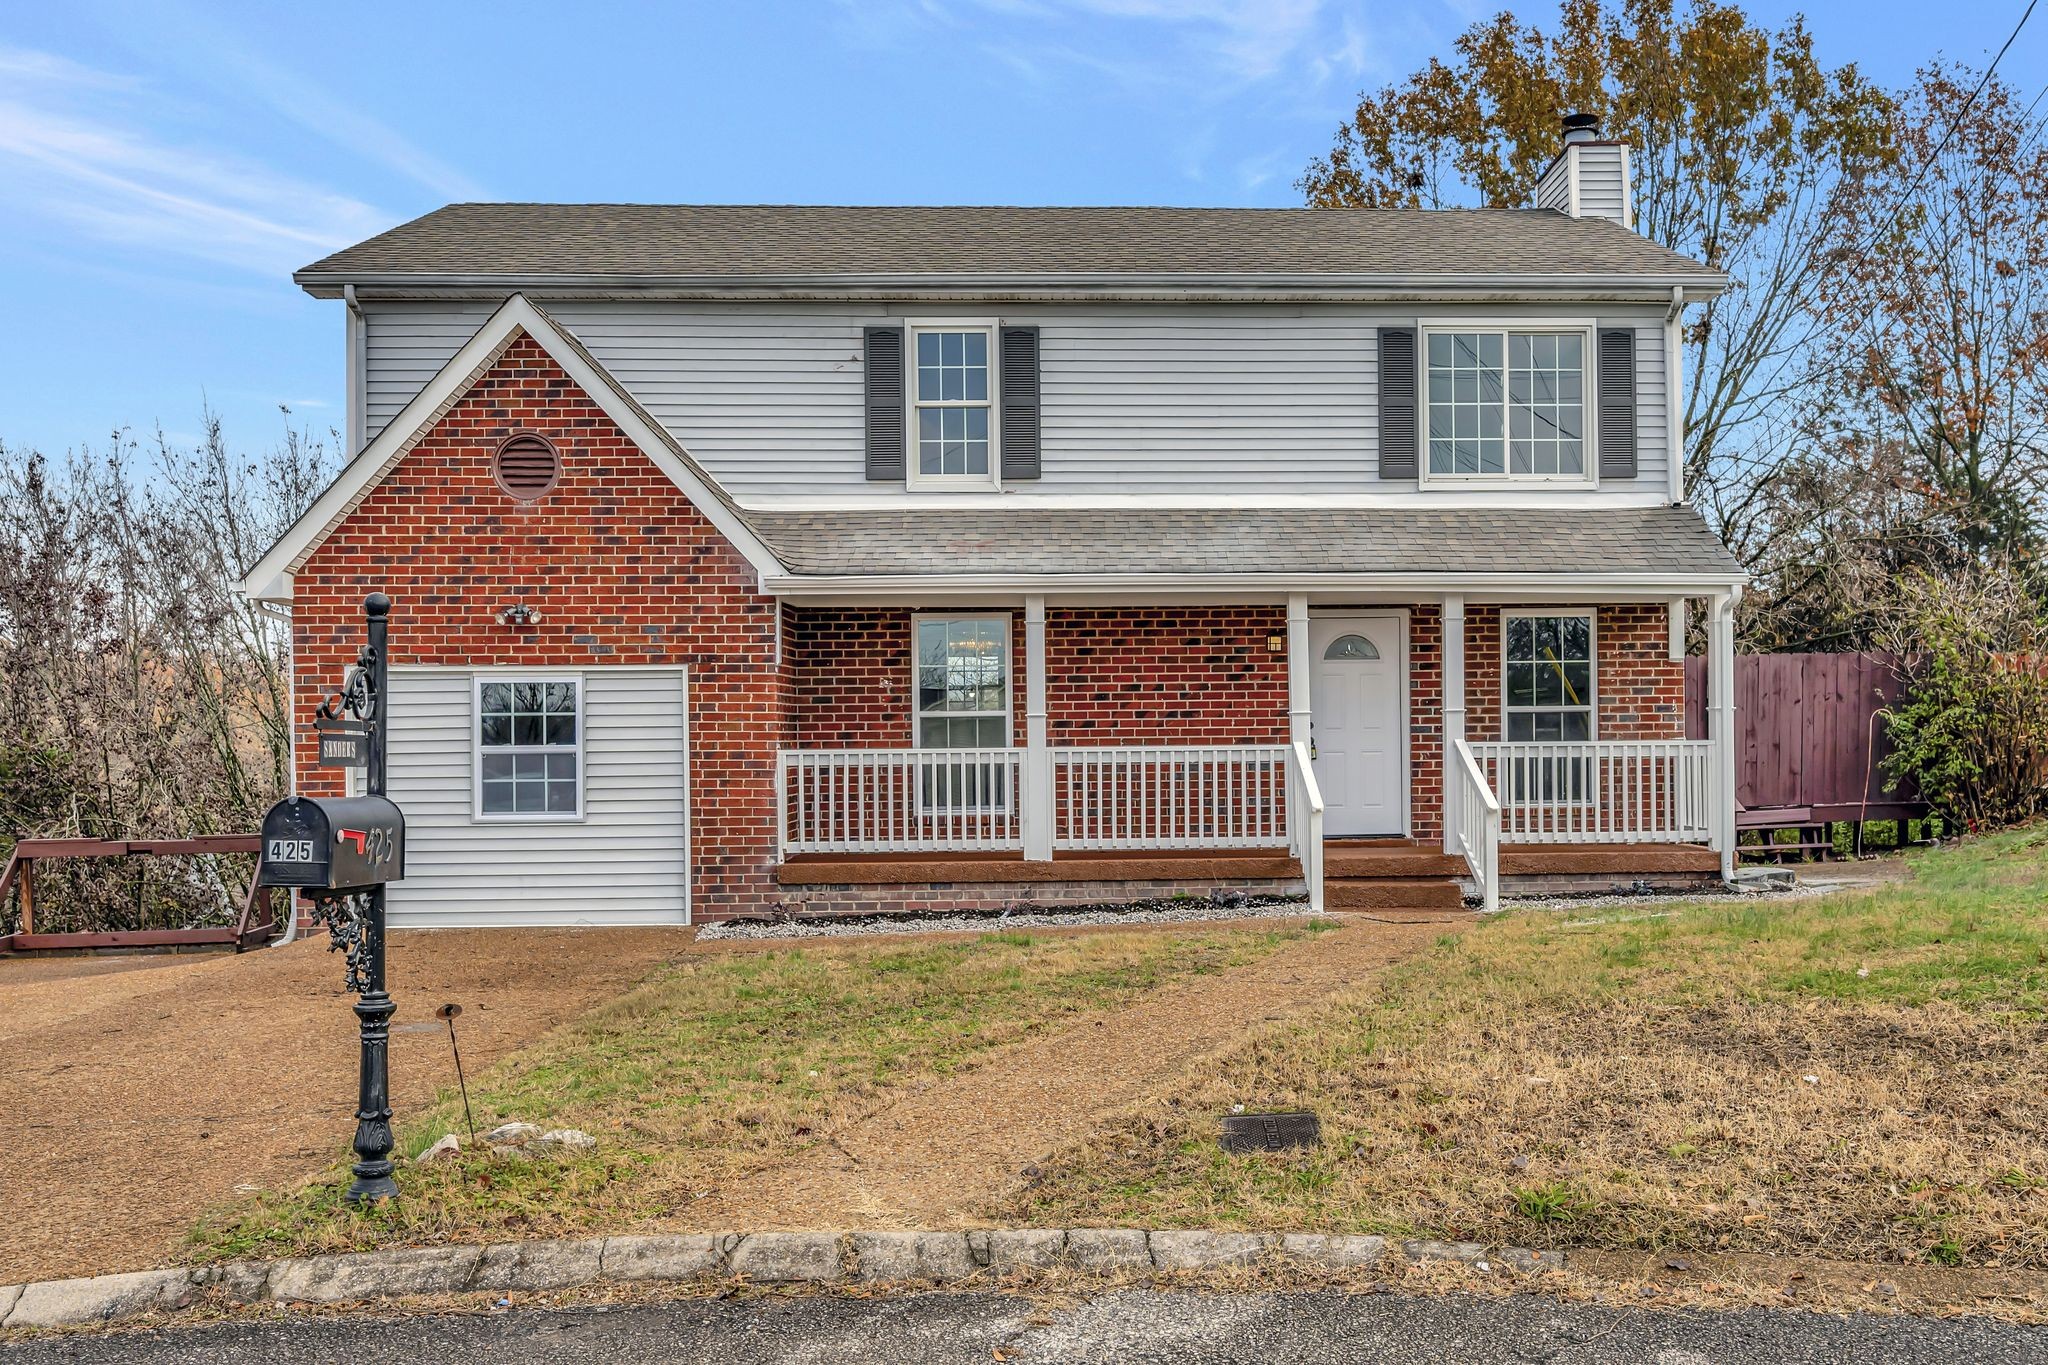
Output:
top-left (1046, 607), bottom-right (1287, 745)
top-left (292, 334), bottom-right (787, 918)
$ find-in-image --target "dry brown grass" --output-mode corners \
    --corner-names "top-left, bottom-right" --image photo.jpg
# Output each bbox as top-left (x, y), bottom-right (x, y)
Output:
top-left (1005, 829), bottom-right (2048, 1268)
top-left (189, 922), bottom-right (1321, 1261)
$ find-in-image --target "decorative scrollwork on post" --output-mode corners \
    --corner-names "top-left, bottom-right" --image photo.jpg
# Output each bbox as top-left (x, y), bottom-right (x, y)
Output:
top-left (316, 641), bottom-right (381, 728)
top-left (310, 892), bottom-right (374, 994)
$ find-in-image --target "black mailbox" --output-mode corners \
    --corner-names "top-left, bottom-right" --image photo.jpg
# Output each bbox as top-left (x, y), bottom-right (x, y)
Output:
top-left (259, 795), bottom-right (406, 890)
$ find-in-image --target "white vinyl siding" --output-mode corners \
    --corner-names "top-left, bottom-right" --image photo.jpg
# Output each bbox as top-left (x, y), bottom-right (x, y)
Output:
top-left (384, 666), bottom-right (688, 927)
top-left (360, 301), bottom-right (1670, 497)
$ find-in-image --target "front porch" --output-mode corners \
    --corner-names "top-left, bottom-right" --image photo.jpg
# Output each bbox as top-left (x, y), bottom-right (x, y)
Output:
top-left (774, 590), bottom-right (1741, 915)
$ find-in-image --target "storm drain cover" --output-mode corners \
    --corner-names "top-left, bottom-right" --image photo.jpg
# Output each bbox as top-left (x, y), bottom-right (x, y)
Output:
top-left (1219, 1111), bottom-right (1321, 1154)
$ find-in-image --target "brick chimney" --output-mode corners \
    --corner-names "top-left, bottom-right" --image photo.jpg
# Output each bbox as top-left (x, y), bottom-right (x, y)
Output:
top-left (1535, 113), bottom-right (1633, 228)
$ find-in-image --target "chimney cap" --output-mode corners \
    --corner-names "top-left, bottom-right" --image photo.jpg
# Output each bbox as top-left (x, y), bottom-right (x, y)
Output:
top-left (1562, 112), bottom-right (1601, 144)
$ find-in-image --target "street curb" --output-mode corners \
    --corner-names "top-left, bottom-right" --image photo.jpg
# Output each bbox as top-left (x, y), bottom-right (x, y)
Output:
top-left (0, 1231), bottom-right (1566, 1331)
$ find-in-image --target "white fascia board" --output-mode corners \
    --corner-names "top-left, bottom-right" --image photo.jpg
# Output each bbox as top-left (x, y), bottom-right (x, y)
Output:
top-left (301, 271), bottom-right (1731, 303)
top-left (740, 490), bottom-right (1680, 512)
top-left (765, 570), bottom-right (1749, 604)
top-left (240, 294), bottom-right (781, 601)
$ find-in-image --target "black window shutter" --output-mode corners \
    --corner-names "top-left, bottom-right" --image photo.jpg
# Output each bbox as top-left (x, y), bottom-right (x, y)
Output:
top-left (864, 326), bottom-right (906, 481)
top-left (999, 325), bottom-right (1042, 481)
top-left (1597, 328), bottom-right (1638, 481)
top-left (1377, 327), bottom-right (1418, 479)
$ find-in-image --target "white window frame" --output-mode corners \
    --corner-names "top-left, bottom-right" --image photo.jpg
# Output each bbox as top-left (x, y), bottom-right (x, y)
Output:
top-left (910, 613), bottom-right (1014, 749)
top-left (472, 671), bottom-right (586, 823)
top-left (1416, 318), bottom-right (1600, 490)
top-left (1501, 610), bottom-right (1599, 743)
top-left (905, 318), bottom-right (1002, 492)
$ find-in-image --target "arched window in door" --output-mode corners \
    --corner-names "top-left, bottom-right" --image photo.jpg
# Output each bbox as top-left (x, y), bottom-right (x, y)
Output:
top-left (1323, 633), bottom-right (1381, 661)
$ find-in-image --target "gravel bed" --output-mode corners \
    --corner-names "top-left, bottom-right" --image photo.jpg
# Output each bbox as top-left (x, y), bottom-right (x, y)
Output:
top-left (1502, 879), bottom-right (1835, 917)
top-left (695, 894), bottom-right (1315, 941)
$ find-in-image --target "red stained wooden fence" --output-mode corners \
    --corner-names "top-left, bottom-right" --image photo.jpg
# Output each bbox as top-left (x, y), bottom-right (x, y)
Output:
top-left (1684, 652), bottom-right (1924, 821)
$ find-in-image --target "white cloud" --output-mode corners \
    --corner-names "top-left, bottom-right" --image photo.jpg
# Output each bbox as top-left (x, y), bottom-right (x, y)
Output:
top-left (0, 45), bottom-right (389, 276)
top-left (120, 1), bottom-right (487, 202)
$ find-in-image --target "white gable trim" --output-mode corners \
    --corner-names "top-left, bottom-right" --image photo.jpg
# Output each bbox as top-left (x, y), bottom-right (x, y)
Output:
top-left (240, 293), bottom-right (782, 602)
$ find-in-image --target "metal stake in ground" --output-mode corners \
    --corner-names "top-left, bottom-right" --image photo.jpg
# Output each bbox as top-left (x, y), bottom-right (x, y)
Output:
top-left (436, 1002), bottom-right (477, 1147)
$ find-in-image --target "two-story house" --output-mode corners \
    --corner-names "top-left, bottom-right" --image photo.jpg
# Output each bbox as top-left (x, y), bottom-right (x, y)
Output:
top-left (244, 117), bottom-right (1745, 928)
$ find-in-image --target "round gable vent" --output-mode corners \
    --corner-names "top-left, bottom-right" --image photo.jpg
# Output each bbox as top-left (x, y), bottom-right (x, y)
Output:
top-left (493, 433), bottom-right (561, 501)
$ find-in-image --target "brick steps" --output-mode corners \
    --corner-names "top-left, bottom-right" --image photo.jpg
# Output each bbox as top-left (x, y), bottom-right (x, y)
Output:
top-left (1323, 837), bottom-right (1470, 913)
top-left (1325, 876), bottom-right (1467, 911)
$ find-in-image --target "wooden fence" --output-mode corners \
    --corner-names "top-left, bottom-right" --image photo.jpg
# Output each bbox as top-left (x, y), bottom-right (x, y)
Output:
top-left (1684, 651), bottom-right (1924, 824)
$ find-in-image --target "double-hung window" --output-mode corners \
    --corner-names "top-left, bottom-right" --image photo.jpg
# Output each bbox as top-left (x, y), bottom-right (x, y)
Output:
top-left (910, 325), bottom-right (996, 487)
top-left (1424, 327), bottom-right (1592, 482)
top-left (475, 677), bottom-right (582, 819)
top-left (914, 615), bottom-right (1011, 810)
top-left (1502, 613), bottom-right (1595, 800)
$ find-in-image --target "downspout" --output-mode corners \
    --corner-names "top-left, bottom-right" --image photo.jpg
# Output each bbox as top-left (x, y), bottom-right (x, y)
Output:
top-left (344, 284), bottom-right (366, 455)
top-left (1665, 285), bottom-right (1685, 504)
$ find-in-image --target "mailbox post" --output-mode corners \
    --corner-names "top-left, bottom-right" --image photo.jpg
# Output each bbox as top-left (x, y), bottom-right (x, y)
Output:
top-left (259, 592), bottom-right (404, 1204)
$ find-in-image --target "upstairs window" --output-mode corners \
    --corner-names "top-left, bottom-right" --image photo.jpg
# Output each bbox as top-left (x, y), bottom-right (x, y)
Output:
top-left (910, 325), bottom-right (996, 486)
top-left (1424, 328), bottom-right (1591, 482)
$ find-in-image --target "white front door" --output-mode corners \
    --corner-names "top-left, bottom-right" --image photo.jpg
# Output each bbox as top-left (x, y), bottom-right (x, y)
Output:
top-left (1308, 614), bottom-right (1406, 838)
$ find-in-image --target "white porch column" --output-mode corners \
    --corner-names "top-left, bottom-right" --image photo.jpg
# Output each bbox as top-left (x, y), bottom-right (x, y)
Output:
top-left (1441, 594), bottom-right (1466, 854)
top-left (1286, 594), bottom-right (1311, 857)
top-left (1708, 590), bottom-right (1739, 880)
top-left (1023, 594), bottom-right (1053, 861)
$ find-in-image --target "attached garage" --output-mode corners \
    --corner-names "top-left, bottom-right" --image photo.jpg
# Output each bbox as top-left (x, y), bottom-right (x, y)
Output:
top-left (384, 666), bottom-right (690, 927)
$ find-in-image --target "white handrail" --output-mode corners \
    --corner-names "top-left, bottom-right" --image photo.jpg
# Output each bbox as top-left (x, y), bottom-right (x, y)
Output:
top-left (1291, 740), bottom-right (1325, 914)
top-left (1467, 740), bottom-right (1713, 845)
top-left (1449, 738), bottom-right (1501, 914)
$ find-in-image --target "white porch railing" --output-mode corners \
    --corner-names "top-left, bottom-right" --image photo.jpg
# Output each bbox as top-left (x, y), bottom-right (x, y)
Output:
top-left (778, 748), bottom-right (1023, 854)
top-left (1467, 740), bottom-right (1714, 844)
top-left (1289, 740), bottom-right (1325, 913)
top-left (1448, 739), bottom-right (1501, 912)
top-left (779, 745), bottom-right (1305, 861)
top-left (1052, 745), bottom-right (1290, 851)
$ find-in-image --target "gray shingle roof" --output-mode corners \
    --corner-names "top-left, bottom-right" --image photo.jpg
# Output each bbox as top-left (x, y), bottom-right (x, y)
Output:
top-left (749, 504), bottom-right (1742, 580)
top-left (297, 204), bottom-right (1724, 287)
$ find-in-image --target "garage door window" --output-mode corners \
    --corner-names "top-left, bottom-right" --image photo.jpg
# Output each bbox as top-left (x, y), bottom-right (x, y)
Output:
top-left (476, 677), bottom-right (582, 819)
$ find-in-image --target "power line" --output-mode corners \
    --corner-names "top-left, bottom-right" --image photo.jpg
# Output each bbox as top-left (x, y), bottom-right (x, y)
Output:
top-left (1850, 0), bottom-right (2040, 251)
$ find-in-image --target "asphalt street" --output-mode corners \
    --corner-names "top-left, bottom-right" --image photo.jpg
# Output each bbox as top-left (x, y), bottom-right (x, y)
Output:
top-left (4, 1289), bottom-right (2044, 1364)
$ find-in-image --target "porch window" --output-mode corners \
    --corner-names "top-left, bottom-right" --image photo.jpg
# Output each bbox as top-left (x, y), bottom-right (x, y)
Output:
top-left (475, 677), bottom-right (582, 819)
top-left (1502, 613), bottom-right (1594, 801)
top-left (915, 616), bottom-right (1009, 748)
top-left (915, 615), bottom-right (1010, 811)
top-left (911, 326), bottom-right (995, 486)
top-left (1503, 614), bottom-right (1595, 740)
top-left (1424, 329), bottom-right (1589, 480)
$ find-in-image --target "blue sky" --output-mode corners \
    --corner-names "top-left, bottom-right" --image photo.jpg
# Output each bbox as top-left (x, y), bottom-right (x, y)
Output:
top-left (1, 0), bottom-right (2040, 459)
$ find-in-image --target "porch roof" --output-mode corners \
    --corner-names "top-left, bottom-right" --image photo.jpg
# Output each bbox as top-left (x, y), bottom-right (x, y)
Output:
top-left (749, 504), bottom-right (1743, 583)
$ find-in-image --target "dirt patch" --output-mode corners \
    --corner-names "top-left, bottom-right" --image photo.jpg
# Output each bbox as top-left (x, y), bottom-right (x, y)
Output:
top-left (0, 928), bottom-right (690, 1283)
top-left (668, 915), bottom-right (1448, 1231)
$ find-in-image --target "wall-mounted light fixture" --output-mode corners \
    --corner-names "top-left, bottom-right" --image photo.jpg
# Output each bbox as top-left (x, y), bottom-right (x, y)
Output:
top-left (496, 603), bottom-right (543, 628)
top-left (1265, 632), bottom-right (1286, 654)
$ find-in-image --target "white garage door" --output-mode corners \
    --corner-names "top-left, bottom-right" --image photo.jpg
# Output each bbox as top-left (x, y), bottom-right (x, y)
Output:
top-left (382, 666), bottom-right (689, 927)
